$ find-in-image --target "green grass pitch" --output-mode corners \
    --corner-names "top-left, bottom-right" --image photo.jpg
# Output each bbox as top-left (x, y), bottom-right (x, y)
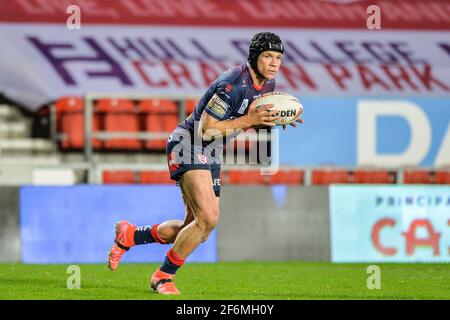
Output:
top-left (0, 262), bottom-right (449, 300)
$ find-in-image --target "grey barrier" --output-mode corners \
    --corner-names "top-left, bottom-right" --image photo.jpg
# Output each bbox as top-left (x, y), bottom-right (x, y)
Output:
top-left (0, 187), bottom-right (20, 262)
top-left (219, 186), bottom-right (330, 261)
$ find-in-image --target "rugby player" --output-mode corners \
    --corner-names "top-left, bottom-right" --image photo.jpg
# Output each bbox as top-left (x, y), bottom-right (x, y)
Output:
top-left (108, 32), bottom-right (303, 295)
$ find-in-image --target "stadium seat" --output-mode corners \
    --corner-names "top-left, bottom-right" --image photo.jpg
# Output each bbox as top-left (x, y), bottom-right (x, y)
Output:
top-left (55, 97), bottom-right (83, 125)
top-left (266, 169), bottom-right (304, 185)
top-left (55, 97), bottom-right (101, 149)
top-left (311, 170), bottom-right (351, 185)
top-left (141, 171), bottom-right (173, 184)
top-left (145, 115), bottom-right (166, 150)
top-left (403, 170), bottom-right (450, 184)
top-left (96, 99), bottom-right (141, 150)
top-left (312, 169), bottom-right (396, 185)
top-left (103, 171), bottom-right (138, 184)
top-left (435, 171), bottom-right (450, 184)
top-left (139, 99), bottom-right (178, 114)
top-left (353, 170), bottom-right (396, 184)
top-left (139, 99), bottom-right (179, 150)
top-left (222, 169), bottom-right (304, 185)
top-left (55, 97), bottom-right (83, 114)
top-left (226, 170), bottom-right (265, 184)
top-left (185, 99), bottom-right (198, 116)
top-left (404, 170), bottom-right (435, 184)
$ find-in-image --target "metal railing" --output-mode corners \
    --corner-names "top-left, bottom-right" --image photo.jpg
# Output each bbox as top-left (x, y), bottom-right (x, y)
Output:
top-left (43, 93), bottom-right (449, 185)
top-left (81, 93), bottom-right (200, 182)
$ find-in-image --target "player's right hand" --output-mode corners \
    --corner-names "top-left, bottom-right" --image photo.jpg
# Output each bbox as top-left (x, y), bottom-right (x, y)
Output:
top-left (246, 99), bottom-right (280, 127)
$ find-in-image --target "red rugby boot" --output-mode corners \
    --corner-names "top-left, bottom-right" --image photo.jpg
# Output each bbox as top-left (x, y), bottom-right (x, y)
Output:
top-left (107, 220), bottom-right (136, 271)
top-left (150, 268), bottom-right (181, 295)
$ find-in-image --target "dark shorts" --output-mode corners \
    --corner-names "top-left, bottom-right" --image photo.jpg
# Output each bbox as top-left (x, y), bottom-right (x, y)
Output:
top-left (166, 128), bottom-right (221, 197)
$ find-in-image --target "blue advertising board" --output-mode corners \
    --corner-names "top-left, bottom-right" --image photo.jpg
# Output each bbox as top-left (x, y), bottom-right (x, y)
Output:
top-left (280, 98), bottom-right (450, 167)
top-left (20, 185), bottom-right (217, 263)
top-left (330, 185), bottom-right (450, 262)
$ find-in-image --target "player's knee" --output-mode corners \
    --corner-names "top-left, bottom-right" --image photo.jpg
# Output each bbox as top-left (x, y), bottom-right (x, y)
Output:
top-left (198, 215), bottom-right (219, 232)
top-left (196, 209), bottom-right (219, 233)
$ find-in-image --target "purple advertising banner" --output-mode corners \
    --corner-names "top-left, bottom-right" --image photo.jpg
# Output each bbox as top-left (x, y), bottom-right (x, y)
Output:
top-left (20, 185), bottom-right (217, 263)
top-left (0, 25), bottom-right (449, 110)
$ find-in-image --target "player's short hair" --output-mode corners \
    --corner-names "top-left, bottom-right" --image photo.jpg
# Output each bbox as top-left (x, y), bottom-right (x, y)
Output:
top-left (248, 32), bottom-right (284, 79)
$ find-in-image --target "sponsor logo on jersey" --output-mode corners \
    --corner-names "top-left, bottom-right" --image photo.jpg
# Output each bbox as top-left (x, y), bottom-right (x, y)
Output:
top-left (206, 93), bottom-right (230, 118)
top-left (222, 92), bottom-right (232, 99)
top-left (225, 83), bottom-right (233, 92)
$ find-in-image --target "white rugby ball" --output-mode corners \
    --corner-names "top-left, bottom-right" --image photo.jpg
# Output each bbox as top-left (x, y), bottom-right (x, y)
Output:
top-left (255, 92), bottom-right (303, 125)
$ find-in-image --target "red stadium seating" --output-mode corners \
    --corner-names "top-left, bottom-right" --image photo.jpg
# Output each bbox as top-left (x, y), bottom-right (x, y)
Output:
top-left (185, 99), bottom-right (198, 116)
top-left (101, 168), bottom-right (448, 186)
top-left (224, 170), bottom-right (265, 185)
top-left (139, 99), bottom-right (178, 114)
top-left (435, 171), bottom-right (450, 184)
top-left (55, 97), bottom-right (101, 149)
top-left (146, 115), bottom-right (167, 150)
top-left (403, 170), bottom-right (450, 184)
top-left (96, 99), bottom-right (141, 150)
top-left (312, 169), bottom-right (396, 185)
top-left (222, 169), bottom-right (303, 185)
top-left (141, 171), bottom-right (173, 184)
top-left (102, 170), bottom-right (173, 184)
top-left (139, 99), bottom-right (179, 150)
top-left (266, 170), bottom-right (304, 185)
top-left (103, 171), bottom-right (138, 184)
top-left (353, 170), bottom-right (396, 184)
top-left (312, 170), bottom-right (351, 185)
top-left (404, 170), bottom-right (435, 184)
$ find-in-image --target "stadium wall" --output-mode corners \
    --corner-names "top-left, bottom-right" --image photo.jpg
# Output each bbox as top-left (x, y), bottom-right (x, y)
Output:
top-left (218, 186), bottom-right (330, 261)
top-left (0, 187), bottom-right (20, 262)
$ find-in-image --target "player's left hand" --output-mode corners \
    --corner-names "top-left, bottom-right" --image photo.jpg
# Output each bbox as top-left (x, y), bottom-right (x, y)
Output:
top-left (282, 118), bottom-right (304, 130)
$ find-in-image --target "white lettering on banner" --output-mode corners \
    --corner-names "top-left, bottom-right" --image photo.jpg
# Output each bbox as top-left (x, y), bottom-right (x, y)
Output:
top-left (357, 100), bottom-right (431, 167)
top-left (434, 124), bottom-right (450, 167)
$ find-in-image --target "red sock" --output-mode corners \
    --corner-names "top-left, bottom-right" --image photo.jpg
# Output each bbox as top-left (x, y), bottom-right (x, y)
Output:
top-left (150, 224), bottom-right (167, 244)
top-left (160, 248), bottom-right (185, 274)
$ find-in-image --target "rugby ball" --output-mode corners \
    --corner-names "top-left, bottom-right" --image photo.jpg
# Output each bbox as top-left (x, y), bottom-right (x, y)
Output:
top-left (255, 92), bottom-right (303, 126)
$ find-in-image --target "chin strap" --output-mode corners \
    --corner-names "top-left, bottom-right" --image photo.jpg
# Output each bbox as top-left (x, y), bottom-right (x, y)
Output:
top-left (248, 62), bottom-right (268, 82)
